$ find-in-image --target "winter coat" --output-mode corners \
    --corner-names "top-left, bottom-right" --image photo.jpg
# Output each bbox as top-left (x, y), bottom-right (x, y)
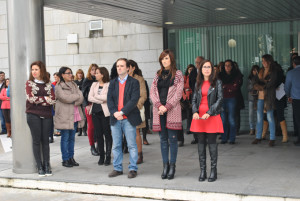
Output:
top-left (88, 82), bottom-right (110, 117)
top-left (150, 70), bottom-right (184, 131)
top-left (54, 81), bottom-right (85, 130)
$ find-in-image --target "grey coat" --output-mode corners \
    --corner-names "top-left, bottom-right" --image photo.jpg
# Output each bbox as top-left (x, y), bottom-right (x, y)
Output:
top-left (54, 81), bottom-right (85, 130)
top-left (192, 79), bottom-right (223, 116)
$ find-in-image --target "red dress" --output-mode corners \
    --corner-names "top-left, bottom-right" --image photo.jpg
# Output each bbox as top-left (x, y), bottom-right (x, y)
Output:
top-left (190, 81), bottom-right (224, 133)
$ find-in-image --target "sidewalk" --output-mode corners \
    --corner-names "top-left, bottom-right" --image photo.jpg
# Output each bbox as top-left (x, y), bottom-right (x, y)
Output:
top-left (0, 132), bottom-right (299, 201)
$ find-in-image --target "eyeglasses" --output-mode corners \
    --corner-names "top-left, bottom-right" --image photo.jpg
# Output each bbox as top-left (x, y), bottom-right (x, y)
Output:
top-left (64, 72), bottom-right (73, 75)
top-left (203, 66), bottom-right (211, 69)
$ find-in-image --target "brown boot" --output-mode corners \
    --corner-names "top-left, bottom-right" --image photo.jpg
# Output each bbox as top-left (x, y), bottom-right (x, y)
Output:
top-left (280, 120), bottom-right (288, 143)
top-left (262, 121), bottom-right (268, 140)
top-left (6, 123), bottom-right (11, 138)
top-left (269, 140), bottom-right (275, 147)
top-left (137, 152), bottom-right (143, 164)
top-left (249, 129), bottom-right (255, 135)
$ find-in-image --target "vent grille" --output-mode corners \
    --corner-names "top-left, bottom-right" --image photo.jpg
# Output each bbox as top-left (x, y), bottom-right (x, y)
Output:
top-left (89, 20), bottom-right (103, 31)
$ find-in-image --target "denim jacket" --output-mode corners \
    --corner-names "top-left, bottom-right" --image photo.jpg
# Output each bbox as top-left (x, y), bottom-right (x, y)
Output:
top-left (192, 79), bottom-right (223, 116)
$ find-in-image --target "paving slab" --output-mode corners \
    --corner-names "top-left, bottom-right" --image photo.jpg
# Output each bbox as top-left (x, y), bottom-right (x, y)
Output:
top-left (0, 133), bottom-right (299, 200)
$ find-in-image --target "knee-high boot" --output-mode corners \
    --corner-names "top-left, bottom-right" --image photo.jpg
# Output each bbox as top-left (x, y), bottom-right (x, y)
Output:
top-left (262, 121), bottom-right (269, 140)
top-left (208, 144), bottom-right (218, 182)
top-left (198, 143), bottom-right (207, 181)
top-left (280, 120), bottom-right (288, 143)
top-left (104, 136), bottom-right (112, 166)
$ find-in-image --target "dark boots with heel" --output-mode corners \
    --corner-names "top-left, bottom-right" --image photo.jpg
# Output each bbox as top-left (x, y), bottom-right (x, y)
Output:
top-left (104, 137), bottom-right (112, 166)
top-left (161, 163), bottom-right (169, 179)
top-left (208, 144), bottom-right (218, 182)
top-left (198, 143), bottom-right (207, 182)
top-left (167, 163), bottom-right (176, 180)
top-left (91, 144), bottom-right (99, 156)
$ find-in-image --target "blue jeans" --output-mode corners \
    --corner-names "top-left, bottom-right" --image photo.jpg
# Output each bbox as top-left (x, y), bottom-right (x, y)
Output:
top-left (256, 100), bottom-right (275, 140)
top-left (249, 101), bottom-right (256, 130)
top-left (0, 109), bottom-right (6, 133)
top-left (60, 122), bottom-right (78, 161)
top-left (221, 98), bottom-right (236, 143)
top-left (159, 115), bottom-right (178, 164)
top-left (111, 119), bottom-right (138, 172)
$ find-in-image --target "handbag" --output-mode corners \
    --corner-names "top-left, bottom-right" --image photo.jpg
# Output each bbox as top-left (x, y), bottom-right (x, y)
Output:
top-left (139, 106), bottom-right (145, 122)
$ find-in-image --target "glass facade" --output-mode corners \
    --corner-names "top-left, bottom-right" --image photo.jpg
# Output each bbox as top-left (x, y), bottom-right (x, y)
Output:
top-left (167, 20), bottom-right (300, 131)
top-left (168, 20), bottom-right (300, 98)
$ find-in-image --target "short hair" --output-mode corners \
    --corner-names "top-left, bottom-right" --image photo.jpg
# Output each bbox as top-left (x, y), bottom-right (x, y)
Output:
top-left (74, 69), bottom-right (85, 80)
top-left (116, 58), bottom-right (128, 65)
top-left (0, 71), bottom-right (5, 75)
top-left (86, 64), bottom-right (99, 80)
top-left (29, 61), bottom-right (50, 83)
top-left (96, 67), bottom-right (110, 83)
top-left (53, 72), bottom-right (59, 76)
top-left (293, 56), bottom-right (300, 66)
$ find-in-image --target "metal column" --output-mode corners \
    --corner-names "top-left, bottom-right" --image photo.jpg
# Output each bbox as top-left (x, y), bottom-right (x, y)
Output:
top-left (6, 0), bottom-right (45, 173)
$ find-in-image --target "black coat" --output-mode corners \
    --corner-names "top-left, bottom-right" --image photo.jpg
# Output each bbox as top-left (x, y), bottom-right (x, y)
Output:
top-left (81, 77), bottom-right (96, 107)
top-left (107, 76), bottom-right (142, 127)
top-left (192, 79), bottom-right (223, 116)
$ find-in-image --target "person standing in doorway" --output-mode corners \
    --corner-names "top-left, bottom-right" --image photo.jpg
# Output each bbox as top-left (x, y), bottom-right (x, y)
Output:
top-left (107, 58), bottom-right (141, 179)
top-left (0, 71), bottom-right (7, 135)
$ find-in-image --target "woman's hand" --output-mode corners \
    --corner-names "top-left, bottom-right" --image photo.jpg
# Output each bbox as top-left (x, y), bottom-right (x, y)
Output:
top-left (159, 105), bottom-right (167, 115)
top-left (201, 113), bottom-right (210, 120)
top-left (193, 113), bottom-right (200, 120)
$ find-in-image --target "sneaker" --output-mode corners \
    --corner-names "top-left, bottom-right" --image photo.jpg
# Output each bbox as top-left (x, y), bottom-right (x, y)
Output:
top-left (108, 170), bottom-right (123, 177)
top-left (44, 162), bottom-right (52, 176)
top-left (128, 170), bottom-right (137, 179)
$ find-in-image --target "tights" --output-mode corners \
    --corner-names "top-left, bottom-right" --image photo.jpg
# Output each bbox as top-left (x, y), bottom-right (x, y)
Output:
top-left (197, 133), bottom-right (217, 144)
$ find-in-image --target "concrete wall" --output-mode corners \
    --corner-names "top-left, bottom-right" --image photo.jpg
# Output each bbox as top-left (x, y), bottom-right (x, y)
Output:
top-left (0, 1), bottom-right (163, 84)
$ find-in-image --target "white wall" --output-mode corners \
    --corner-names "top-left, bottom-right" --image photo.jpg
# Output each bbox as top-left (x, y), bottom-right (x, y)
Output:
top-left (0, 1), bottom-right (163, 84)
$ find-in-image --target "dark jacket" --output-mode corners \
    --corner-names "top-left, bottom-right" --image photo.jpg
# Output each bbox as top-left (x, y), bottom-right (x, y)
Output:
top-left (189, 67), bottom-right (197, 92)
top-left (192, 79), bottom-right (223, 116)
top-left (81, 77), bottom-right (96, 107)
top-left (254, 67), bottom-right (277, 111)
top-left (107, 76), bottom-right (142, 127)
top-left (74, 79), bottom-right (84, 91)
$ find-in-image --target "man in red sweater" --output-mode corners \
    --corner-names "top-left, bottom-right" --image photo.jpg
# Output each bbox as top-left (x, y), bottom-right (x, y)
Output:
top-left (107, 58), bottom-right (141, 179)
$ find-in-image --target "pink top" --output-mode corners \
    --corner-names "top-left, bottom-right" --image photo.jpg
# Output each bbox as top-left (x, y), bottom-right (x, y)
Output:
top-left (74, 105), bottom-right (81, 122)
top-left (0, 88), bottom-right (10, 109)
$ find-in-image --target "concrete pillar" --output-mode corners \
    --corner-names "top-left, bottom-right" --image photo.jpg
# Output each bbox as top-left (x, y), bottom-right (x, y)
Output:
top-left (6, 0), bottom-right (45, 173)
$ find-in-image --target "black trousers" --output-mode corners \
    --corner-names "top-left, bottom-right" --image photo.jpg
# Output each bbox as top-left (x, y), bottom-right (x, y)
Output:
top-left (2, 109), bottom-right (10, 123)
top-left (292, 99), bottom-right (300, 139)
top-left (26, 113), bottom-right (52, 165)
top-left (92, 111), bottom-right (112, 156)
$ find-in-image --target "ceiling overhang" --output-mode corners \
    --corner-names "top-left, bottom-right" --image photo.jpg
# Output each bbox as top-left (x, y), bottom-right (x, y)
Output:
top-left (44, 0), bottom-right (300, 28)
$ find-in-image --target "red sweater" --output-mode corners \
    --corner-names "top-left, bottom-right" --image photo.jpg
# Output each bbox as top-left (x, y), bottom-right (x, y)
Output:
top-left (118, 81), bottom-right (127, 119)
top-left (0, 88), bottom-right (10, 109)
top-left (25, 80), bottom-right (55, 118)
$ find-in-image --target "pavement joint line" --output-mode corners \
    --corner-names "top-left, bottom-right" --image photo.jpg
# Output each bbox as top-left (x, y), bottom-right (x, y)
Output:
top-left (0, 177), bottom-right (297, 201)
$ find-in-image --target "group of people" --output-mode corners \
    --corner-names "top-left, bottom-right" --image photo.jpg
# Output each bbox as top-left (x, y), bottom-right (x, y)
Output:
top-left (0, 71), bottom-right (11, 138)
top-left (24, 49), bottom-right (299, 182)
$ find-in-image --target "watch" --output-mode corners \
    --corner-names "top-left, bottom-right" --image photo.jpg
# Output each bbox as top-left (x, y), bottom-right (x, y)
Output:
top-left (120, 111), bottom-right (124, 115)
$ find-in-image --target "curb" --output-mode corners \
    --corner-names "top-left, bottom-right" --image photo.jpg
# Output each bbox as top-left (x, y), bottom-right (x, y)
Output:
top-left (0, 178), bottom-right (299, 201)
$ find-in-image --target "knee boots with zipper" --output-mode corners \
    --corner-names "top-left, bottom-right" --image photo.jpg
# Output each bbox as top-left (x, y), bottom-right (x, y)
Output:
top-left (198, 143), bottom-right (207, 182)
top-left (208, 144), bottom-right (218, 182)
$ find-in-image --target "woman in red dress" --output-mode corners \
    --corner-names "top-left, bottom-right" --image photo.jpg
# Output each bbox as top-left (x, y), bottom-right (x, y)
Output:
top-left (190, 60), bottom-right (223, 182)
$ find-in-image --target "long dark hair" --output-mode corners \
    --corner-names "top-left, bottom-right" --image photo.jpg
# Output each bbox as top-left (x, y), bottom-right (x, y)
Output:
top-left (158, 49), bottom-right (177, 80)
top-left (29, 61), bottom-right (50, 83)
top-left (185, 64), bottom-right (195, 76)
top-left (219, 59), bottom-right (238, 84)
top-left (97, 67), bottom-right (110, 83)
top-left (127, 59), bottom-right (143, 77)
top-left (248, 65), bottom-right (260, 79)
top-left (196, 60), bottom-right (216, 90)
top-left (58, 66), bottom-right (72, 83)
top-left (110, 62), bottom-right (118, 80)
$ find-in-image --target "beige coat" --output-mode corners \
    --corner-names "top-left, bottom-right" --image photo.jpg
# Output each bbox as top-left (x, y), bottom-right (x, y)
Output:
top-left (133, 74), bottom-right (147, 129)
top-left (88, 82), bottom-right (110, 117)
top-left (54, 81), bottom-right (85, 130)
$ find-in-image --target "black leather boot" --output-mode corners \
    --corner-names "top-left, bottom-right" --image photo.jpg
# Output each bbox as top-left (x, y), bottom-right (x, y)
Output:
top-left (62, 160), bottom-right (73, 168)
top-left (91, 144), bottom-right (99, 156)
top-left (198, 143), bottom-right (207, 182)
top-left (44, 161), bottom-right (52, 176)
top-left (167, 163), bottom-right (176, 180)
top-left (161, 162), bottom-right (169, 179)
top-left (98, 155), bottom-right (105, 165)
top-left (208, 144), bottom-right (218, 182)
top-left (37, 163), bottom-right (45, 177)
top-left (78, 128), bottom-right (82, 136)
